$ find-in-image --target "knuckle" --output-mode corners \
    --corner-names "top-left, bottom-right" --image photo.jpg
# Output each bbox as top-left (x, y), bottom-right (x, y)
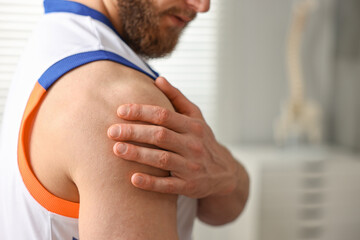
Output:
top-left (194, 105), bottom-right (201, 113)
top-left (190, 121), bottom-right (205, 137)
top-left (188, 162), bottom-right (202, 173)
top-left (121, 125), bottom-right (132, 138)
top-left (185, 181), bottom-right (197, 195)
top-left (155, 127), bottom-right (168, 143)
top-left (155, 107), bottom-right (170, 124)
top-left (146, 177), bottom-right (154, 188)
top-left (158, 151), bottom-right (170, 169)
top-left (192, 104), bottom-right (202, 115)
top-left (166, 180), bottom-right (176, 193)
top-left (130, 145), bottom-right (141, 160)
top-left (187, 141), bottom-right (204, 156)
top-left (129, 104), bottom-right (142, 118)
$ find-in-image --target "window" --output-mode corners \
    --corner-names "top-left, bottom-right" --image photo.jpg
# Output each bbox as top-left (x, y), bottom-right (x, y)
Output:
top-left (0, 0), bottom-right (42, 126)
top-left (0, 0), bottom-right (220, 132)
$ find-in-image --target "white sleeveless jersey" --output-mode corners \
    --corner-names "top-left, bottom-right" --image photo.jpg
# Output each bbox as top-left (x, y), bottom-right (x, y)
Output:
top-left (0, 0), bottom-right (197, 239)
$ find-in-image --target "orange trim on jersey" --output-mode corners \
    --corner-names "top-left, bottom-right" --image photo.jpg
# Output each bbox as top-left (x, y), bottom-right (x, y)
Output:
top-left (18, 82), bottom-right (79, 218)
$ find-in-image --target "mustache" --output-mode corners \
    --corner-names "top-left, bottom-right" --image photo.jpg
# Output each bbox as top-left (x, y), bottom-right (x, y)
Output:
top-left (161, 7), bottom-right (197, 22)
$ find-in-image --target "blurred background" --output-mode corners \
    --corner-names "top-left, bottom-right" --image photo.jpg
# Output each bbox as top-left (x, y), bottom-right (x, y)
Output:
top-left (1, 0), bottom-right (360, 239)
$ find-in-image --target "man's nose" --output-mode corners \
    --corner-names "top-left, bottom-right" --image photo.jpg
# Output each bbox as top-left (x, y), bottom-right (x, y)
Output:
top-left (185, 0), bottom-right (210, 13)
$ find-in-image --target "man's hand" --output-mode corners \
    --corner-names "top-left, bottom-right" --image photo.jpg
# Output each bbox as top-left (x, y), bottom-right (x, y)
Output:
top-left (107, 77), bottom-right (241, 199)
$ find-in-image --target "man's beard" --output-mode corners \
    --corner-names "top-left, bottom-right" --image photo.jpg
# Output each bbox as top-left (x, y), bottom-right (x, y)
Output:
top-left (117, 0), bottom-right (195, 59)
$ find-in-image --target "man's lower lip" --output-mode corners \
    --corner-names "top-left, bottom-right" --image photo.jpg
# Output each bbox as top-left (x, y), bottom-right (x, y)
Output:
top-left (168, 15), bottom-right (186, 27)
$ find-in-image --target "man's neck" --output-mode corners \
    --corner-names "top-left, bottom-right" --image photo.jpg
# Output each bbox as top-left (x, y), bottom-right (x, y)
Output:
top-left (69, 0), bottom-right (123, 35)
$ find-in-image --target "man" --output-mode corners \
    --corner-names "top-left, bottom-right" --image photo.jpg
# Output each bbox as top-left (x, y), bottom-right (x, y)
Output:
top-left (0, 0), bottom-right (249, 239)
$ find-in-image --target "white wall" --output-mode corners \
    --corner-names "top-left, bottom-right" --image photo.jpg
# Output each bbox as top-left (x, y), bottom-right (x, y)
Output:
top-left (332, 0), bottom-right (360, 151)
top-left (215, 0), bottom-right (337, 145)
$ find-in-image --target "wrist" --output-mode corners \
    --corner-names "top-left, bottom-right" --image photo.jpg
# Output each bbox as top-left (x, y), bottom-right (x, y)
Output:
top-left (211, 145), bottom-right (244, 197)
top-left (220, 147), bottom-right (249, 199)
top-left (225, 161), bottom-right (244, 197)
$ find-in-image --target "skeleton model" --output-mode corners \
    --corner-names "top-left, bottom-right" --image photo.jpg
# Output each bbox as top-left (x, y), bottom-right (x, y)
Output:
top-left (275, 0), bottom-right (323, 145)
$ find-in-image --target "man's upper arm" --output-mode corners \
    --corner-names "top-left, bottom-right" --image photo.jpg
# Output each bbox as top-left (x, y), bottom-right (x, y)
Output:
top-left (44, 61), bottom-right (179, 239)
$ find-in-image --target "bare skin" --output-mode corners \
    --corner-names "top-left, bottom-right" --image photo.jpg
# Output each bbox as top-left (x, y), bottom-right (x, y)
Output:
top-left (108, 77), bottom-right (250, 225)
top-left (30, 61), bottom-right (179, 239)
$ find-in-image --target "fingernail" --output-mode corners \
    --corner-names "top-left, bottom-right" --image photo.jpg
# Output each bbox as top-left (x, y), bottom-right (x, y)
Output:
top-left (118, 105), bottom-right (129, 116)
top-left (162, 77), bottom-right (168, 83)
top-left (116, 143), bottom-right (127, 154)
top-left (109, 126), bottom-right (120, 138)
top-left (133, 175), bottom-right (143, 185)
top-left (157, 77), bottom-right (167, 84)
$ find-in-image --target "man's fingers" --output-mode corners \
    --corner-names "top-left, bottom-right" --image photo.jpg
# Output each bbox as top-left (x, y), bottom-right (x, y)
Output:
top-left (117, 104), bottom-right (190, 133)
top-left (155, 77), bottom-right (203, 118)
top-left (108, 123), bottom-right (185, 153)
top-left (113, 142), bottom-right (186, 172)
top-left (131, 173), bottom-right (186, 195)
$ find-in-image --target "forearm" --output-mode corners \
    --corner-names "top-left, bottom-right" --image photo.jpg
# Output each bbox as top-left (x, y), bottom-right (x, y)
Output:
top-left (197, 160), bottom-right (250, 226)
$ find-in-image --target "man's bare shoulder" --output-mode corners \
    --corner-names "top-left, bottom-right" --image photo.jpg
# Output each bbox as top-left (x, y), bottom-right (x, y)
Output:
top-left (65, 60), bottom-right (172, 110)
top-left (30, 61), bottom-right (178, 239)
